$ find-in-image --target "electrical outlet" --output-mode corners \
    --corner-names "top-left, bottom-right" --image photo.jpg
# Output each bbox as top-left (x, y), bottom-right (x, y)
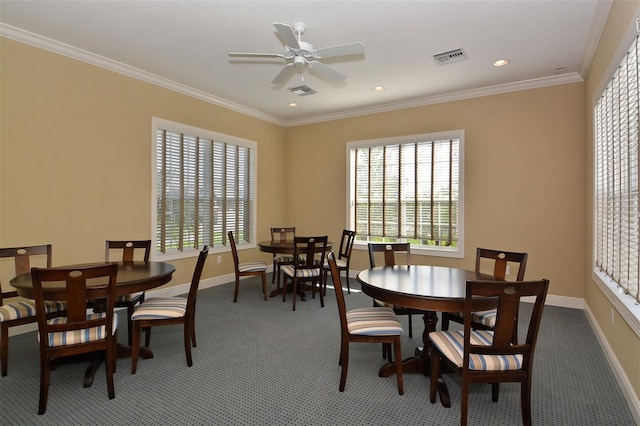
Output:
top-left (217, 255), bottom-right (222, 264)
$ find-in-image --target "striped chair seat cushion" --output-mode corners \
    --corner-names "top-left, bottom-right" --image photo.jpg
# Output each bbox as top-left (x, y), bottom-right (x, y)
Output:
top-left (322, 258), bottom-right (347, 269)
top-left (43, 313), bottom-right (118, 347)
top-left (281, 265), bottom-right (320, 278)
top-left (346, 307), bottom-right (404, 336)
top-left (0, 299), bottom-right (66, 322)
top-left (131, 297), bottom-right (187, 320)
top-left (429, 329), bottom-right (523, 371)
top-left (273, 254), bottom-right (295, 263)
top-left (449, 309), bottom-right (497, 328)
top-left (239, 261), bottom-right (267, 273)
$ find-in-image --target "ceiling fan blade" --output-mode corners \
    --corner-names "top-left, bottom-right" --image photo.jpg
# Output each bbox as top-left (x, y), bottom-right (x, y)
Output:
top-left (314, 42), bottom-right (365, 59)
top-left (274, 23), bottom-right (300, 49)
top-left (271, 63), bottom-right (297, 84)
top-left (307, 61), bottom-right (347, 82)
top-left (229, 52), bottom-right (283, 58)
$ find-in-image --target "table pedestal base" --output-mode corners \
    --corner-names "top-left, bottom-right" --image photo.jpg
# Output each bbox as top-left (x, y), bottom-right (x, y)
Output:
top-left (80, 344), bottom-right (154, 388)
top-left (376, 311), bottom-right (451, 407)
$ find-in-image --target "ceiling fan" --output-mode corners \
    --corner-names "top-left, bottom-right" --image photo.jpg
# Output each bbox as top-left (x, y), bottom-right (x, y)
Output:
top-left (228, 22), bottom-right (365, 84)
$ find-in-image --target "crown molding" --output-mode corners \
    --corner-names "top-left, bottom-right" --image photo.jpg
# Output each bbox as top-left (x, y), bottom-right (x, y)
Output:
top-left (1, 23), bottom-right (583, 128)
top-left (0, 24), bottom-right (286, 127)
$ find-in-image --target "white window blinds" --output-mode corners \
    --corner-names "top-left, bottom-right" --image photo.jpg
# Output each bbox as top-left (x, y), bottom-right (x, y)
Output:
top-left (154, 120), bottom-right (256, 255)
top-left (348, 132), bottom-right (462, 253)
top-left (595, 35), bottom-right (640, 304)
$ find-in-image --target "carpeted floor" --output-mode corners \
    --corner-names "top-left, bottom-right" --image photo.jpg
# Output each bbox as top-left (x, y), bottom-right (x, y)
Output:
top-left (0, 275), bottom-right (636, 425)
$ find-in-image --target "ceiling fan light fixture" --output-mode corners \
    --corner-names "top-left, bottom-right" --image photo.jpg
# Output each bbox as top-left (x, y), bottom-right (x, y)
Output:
top-left (289, 85), bottom-right (316, 96)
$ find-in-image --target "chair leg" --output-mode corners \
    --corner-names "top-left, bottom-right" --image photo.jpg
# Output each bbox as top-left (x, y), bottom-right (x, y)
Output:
top-left (461, 379), bottom-right (470, 426)
top-left (339, 340), bottom-right (349, 392)
top-left (318, 279), bottom-right (325, 307)
top-left (272, 260), bottom-right (276, 283)
top-left (131, 321), bottom-right (141, 374)
top-left (429, 344), bottom-right (439, 403)
top-left (344, 269), bottom-right (351, 294)
top-left (261, 272), bottom-right (267, 301)
top-left (38, 357), bottom-right (50, 415)
top-left (408, 314), bottom-right (413, 338)
top-left (491, 382), bottom-right (500, 402)
top-left (393, 336), bottom-right (404, 395)
top-left (521, 380), bottom-right (532, 426)
top-left (292, 278), bottom-right (297, 311)
top-left (184, 321), bottom-right (193, 367)
top-left (106, 337), bottom-right (116, 399)
top-left (233, 276), bottom-right (240, 303)
top-left (144, 327), bottom-right (152, 348)
top-left (127, 303), bottom-right (135, 346)
top-left (1, 323), bottom-right (8, 377)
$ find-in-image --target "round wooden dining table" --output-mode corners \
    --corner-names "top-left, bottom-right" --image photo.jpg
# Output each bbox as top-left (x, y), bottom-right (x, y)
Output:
top-left (11, 260), bottom-right (176, 387)
top-left (357, 264), bottom-right (497, 407)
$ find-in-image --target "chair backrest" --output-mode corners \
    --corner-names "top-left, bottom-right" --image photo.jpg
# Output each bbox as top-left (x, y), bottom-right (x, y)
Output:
top-left (185, 246), bottom-right (209, 315)
top-left (327, 252), bottom-right (348, 336)
top-left (228, 231), bottom-right (241, 271)
top-left (31, 263), bottom-right (118, 347)
top-left (336, 230), bottom-right (356, 263)
top-left (105, 240), bottom-right (151, 262)
top-left (0, 244), bottom-right (52, 304)
top-left (475, 248), bottom-right (528, 281)
top-left (270, 227), bottom-right (295, 243)
top-left (368, 243), bottom-right (411, 268)
top-left (463, 279), bottom-right (549, 366)
top-left (293, 236), bottom-right (328, 271)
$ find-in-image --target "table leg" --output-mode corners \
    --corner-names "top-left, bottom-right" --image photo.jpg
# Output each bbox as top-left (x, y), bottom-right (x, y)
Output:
top-left (376, 310), bottom-right (450, 407)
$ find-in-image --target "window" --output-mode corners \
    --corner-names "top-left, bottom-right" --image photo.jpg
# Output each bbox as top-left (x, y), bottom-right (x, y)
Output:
top-left (594, 29), bottom-right (640, 333)
top-left (152, 118), bottom-right (257, 259)
top-left (347, 130), bottom-right (464, 257)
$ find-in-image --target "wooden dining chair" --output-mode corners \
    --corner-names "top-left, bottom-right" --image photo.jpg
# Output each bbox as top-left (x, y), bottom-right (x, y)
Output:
top-left (101, 240), bottom-right (151, 346)
top-left (441, 248), bottom-right (528, 342)
top-left (131, 246), bottom-right (209, 374)
top-left (429, 278), bottom-right (549, 426)
top-left (270, 227), bottom-right (296, 288)
top-left (368, 243), bottom-right (422, 338)
top-left (282, 235), bottom-right (328, 311)
top-left (228, 231), bottom-right (268, 302)
top-left (31, 263), bottom-right (119, 414)
top-left (327, 251), bottom-right (404, 395)
top-left (0, 244), bottom-right (66, 377)
top-left (322, 229), bottom-right (356, 294)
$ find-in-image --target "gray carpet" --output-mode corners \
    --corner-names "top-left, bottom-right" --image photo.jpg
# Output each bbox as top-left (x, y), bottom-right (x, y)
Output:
top-left (0, 275), bottom-right (636, 425)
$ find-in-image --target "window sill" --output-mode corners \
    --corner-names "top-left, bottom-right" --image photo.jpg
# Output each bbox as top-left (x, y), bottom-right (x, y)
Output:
top-left (352, 242), bottom-right (463, 259)
top-left (593, 269), bottom-right (640, 337)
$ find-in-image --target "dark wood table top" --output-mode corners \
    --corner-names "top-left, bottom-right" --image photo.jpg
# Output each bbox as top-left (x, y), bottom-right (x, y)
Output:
top-left (258, 240), bottom-right (333, 254)
top-left (357, 265), bottom-right (498, 313)
top-left (10, 261), bottom-right (176, 300)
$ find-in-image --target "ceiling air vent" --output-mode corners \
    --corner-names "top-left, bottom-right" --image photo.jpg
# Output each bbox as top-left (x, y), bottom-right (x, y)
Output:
top-left (433, 48), bottom-right (467, 65)
top-left (289, 85), bottom-right (317, 96)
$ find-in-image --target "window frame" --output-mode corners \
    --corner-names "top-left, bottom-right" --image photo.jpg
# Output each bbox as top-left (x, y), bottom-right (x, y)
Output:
top-left (151, 117), bottom-right (258, 261)
top-left (346, 130), bottom-right (465, 258)
top-left (592, 13), bottom-right (640, 337)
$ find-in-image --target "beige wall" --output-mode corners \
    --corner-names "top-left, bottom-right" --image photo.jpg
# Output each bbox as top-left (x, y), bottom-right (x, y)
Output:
top-left (584, 0), bottom-right (640, 401)
top-left (0, 38), bottom-right (286, 286)
top-left (286, 85), bottom-right (586, 300)
top-left (1, 0), bottom-right (639, 405)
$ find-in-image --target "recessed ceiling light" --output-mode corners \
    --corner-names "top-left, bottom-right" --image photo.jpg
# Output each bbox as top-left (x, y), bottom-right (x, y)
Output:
top-left (288, 102), bottom-right (298, 108)
top-left (372, 86), bottom-right (385, 92)
top-left (493, 59), bottom-right (509, 67)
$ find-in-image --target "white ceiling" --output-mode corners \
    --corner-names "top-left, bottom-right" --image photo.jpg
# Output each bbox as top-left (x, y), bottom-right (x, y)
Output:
top-left (0, 0), bottom-right (612, 126)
